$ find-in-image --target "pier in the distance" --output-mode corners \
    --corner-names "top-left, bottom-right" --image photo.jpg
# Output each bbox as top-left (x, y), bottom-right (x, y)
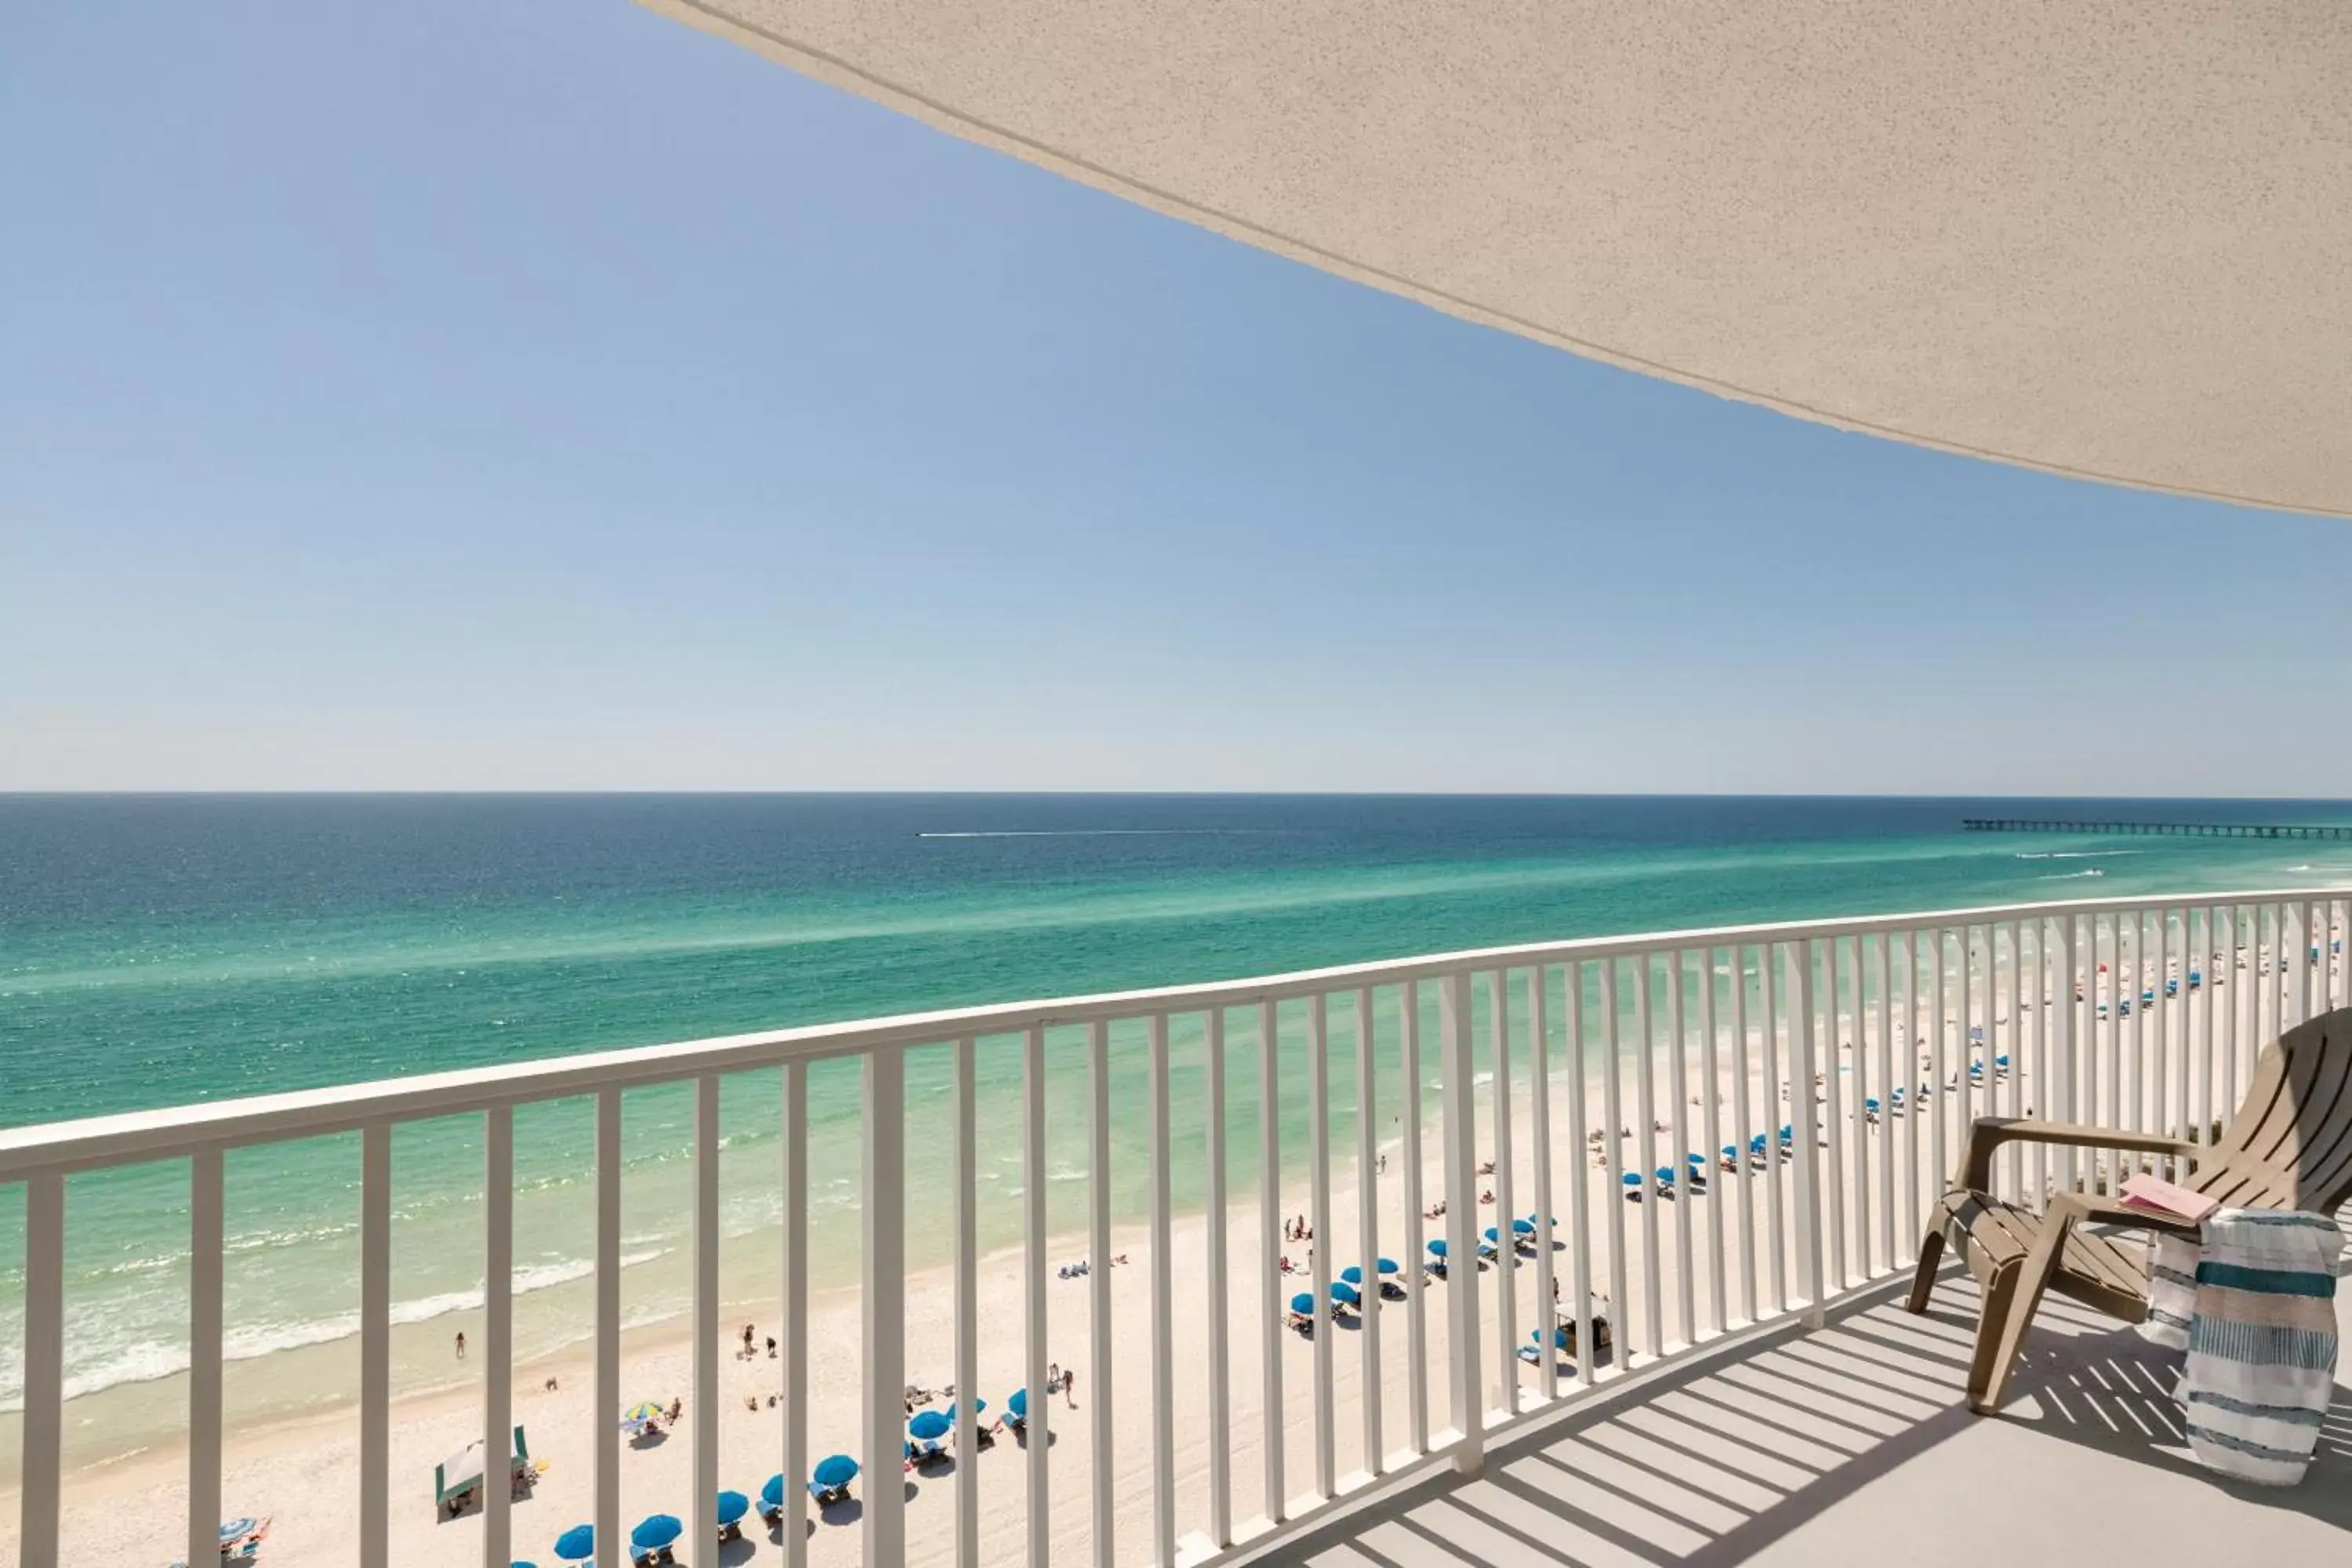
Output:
top-left (1961, 817), bottom-right (2352, 840)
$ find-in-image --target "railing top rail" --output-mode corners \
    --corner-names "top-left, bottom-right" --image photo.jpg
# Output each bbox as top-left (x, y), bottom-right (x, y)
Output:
top-left (3, 884), bottom-right (2344, 1180)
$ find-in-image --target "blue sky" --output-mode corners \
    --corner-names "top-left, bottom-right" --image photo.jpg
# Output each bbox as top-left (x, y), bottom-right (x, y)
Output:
top-left (5, 0), bottom-right (2345, 793)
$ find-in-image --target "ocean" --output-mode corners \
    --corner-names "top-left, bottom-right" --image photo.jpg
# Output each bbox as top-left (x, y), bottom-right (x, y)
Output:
top-left (3, 793), bottom-right (2348, 1450)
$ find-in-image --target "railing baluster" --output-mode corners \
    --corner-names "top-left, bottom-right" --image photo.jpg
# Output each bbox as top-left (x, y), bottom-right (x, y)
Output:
top-left (2200, 906), bottom-right (2218, 1145)
top-left (1900, 931), bottom-right (1921, 1253)
top-left (1599, 959), bottom-right (1631, 1356)
top-left (361, 1123), bottom-right (393, 1568)
top-left (1088, 1019), bottom-right (1116, 1562)
top-left (2296, 900), bottom-right (2315, 1026)
top-left (2003, 920), bottom-right (2023, 1196)
top-left (1525, 968), bottom-right (1556, 1399)
top-left (953, 1039), bottom-right (981, 1568)
top-left (1787, 942), bottom-right (1826, 1319)
top-left (1846, 932), bottom-right (1868, 1279)
top-left (862, 1051), bottom-right (906, 1566)
top-left (1149, 1014), bottom-right (1177, 1564)
top-left (1398, 983), bottom-right (1430, 1443)
top-left (2029, 923), bottom-right (2047, 1199)
top-left (189, 1149), bottom-right (224, 1568)
top-left (1728, 946), bottom-right (1758, 1323)
top-left (2117, 907), bottom-right (2136, 1166)
top-left (1664, 953), bottom-right (1695, 1345)
top-left (1930, 930), bottom-right (1949, 1205)
top-left (695, 1077), bottom-right (725, 1568)
top-left (1487, 971), bottom-right (1518, 1411)
top-left (1438, 972), bottom-right (1482, 1469)
top-left (2223, 906), bottom-right (2243, 1122)
top-left (2059, 916), bottom-right (2081, 1190)
top-left (1874, 933), bottom-right (1895, 1265)
top-left (1562, 963), bottom-right (1597, 1387)
top-left (782, 1063), bottom-right (810, 1568)
top-left (1306, 994), bottom-right (1335, 1501)
top-left (1820, 939), bottom-right (1846, 1291)
top-left (1353, 988), bottom-right (1385, 1464)
top-left (485, 1106), bottom-right (514, 1568)
top-left (1633, 956), bottom-right (1662, 1357)
top-left (1759, 946), bottom-right (1786, 1315)
top-left (1024, 1025), bottom-right (1051, 1565)
top-left (594, 1093), bottom-right (621, 1568)
top-left (2230, 904), bottom-right (2247, 1109)
top-left (20, 1173), bottom-right (64, 1568)
top-left (1255, 1001), bottom-right (1283, 1520)
top-left (1700, 947), bottom-right (1726, 1337)
top-left (1203, 1007), bottom-right (1233, 1545)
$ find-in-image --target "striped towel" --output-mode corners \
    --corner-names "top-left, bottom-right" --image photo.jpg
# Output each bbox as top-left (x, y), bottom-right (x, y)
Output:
top-left (2170, 1209), bottom-right (2339, 1486)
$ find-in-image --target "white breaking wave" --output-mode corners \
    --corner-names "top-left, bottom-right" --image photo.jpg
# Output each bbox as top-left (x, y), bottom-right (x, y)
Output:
top-left (918, 829), bottom-right (1267, 839)
top-left (2014, 850), bottom-right (2141, 860)
top-left (0, 1249), bottom-right (669, 1411)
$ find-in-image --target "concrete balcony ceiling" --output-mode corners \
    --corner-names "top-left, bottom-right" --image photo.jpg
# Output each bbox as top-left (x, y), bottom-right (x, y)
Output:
top-left (641, 0), bottom-right (2352, 517)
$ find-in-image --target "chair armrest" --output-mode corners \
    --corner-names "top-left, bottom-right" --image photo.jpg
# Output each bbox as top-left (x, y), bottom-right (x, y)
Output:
top-left (2044, 1189), bottom-right (2204, 1240)
top-left (1957, 1116), bottom-right (2199, 1191)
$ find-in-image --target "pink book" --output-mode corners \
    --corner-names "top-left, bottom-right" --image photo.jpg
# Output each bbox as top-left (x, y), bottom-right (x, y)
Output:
top-left (2118, 1172), bottom-right (2219, 1223)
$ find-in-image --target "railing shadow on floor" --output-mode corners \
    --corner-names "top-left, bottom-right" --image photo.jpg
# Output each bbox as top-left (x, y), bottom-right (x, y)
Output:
top-left (1248, 1259), bottom-right (2350, 1567)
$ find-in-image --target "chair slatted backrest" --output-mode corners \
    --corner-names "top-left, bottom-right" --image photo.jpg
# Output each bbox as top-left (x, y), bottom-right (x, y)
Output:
top-left (2191, 1007), bottom-right (2352, 1214)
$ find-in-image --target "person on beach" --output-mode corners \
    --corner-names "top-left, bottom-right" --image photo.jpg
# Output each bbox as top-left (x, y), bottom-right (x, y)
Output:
top-left (455, 1331), bottom-right (466, 1361)
top-left (1047, 1362), bottom-right (1062, 1396)
top-left (742, 1323), bottom-right (756, 1359)
top-left (767, 1335), bottom-right (777, 1359)
top-left (1064, 1365), bottom-right (1079, 1408)
top-left (667, 1397), bottom-right (683, 1425)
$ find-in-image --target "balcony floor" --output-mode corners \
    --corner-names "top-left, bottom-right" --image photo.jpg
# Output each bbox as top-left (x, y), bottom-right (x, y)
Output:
top-left (1259, 1237), bottom-right (2352, 1567)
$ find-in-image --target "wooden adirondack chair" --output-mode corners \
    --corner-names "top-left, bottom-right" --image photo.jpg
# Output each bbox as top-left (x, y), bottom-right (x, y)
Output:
top-left (1908, 1004), bottom-right (2352, 1412)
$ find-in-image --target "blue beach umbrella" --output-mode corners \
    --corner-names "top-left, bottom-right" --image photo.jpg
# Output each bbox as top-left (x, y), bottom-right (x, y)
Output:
top-left (1748, 1133), bottom-right (1768, 1152)
top-left (812, 1454), bottom-right (859, 1490)
top-left (1007, 1388), bottom-right (1029, 1421)
top-left (554, 1524), bottom-right (596, 1561)
top-left (630, 1515), bottom-right (683, 1553)
top-left (1654, 1166), bottom-right (1675, 1183)
top-left (513, 1561), bottom-right (539, 1567)
top-left (1531, 1324), bottom-right (1573, 1351)
top-left (1512, 1217), bottom-right (1537, 1235)
top-left (1621, 1171), bottom-right (1642, 1187)
top-left (716, 1490), bottom-right (750, 1526)
top-left (1483, 1225), bottom-right (1501, 1244)
top-left (1686, 1153), bottom-right (1707, 1170)
top-left (1290, 1290), bottom-right (1316, 1315)
top-left (1426, 1237), bottom-right (1449, 1258)
top-left (1779, 1124), bottom-right (1795, 1142)
top-left (946, 1398), bottom-right (986, 1423)
top-left (1330, 1279), bottom-right (1362, 1306)
top-left (1377, 1256), bottom-right (1400, 1275)
top-left (909, 1410), bottom-right (952, 1443)
top-left (760, 1475), bottom-right (785, 1511)
top-left (1721, 1144), bottom-right (1740, 1159)
top-left (1864, 1098), bottom-right (1880, 1112)
top-left (220, 1521), bottom-right (259, 1545)
top-left (1341, 1264), bottom-right (1365, 1284)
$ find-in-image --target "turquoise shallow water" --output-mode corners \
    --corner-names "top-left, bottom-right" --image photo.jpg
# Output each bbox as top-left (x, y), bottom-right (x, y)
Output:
top-left (3, 792), bottom-right (2349, 1421)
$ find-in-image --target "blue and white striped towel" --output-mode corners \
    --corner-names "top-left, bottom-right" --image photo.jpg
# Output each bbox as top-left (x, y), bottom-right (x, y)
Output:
top-left (2147, 1209), bottom-right (2340, 1486)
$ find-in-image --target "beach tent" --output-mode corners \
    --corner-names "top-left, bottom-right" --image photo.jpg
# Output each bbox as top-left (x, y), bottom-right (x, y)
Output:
top-left (553, 1524), bottom-right (595, 1562)
top-left (435, 1427), bottom-right (530, 1508)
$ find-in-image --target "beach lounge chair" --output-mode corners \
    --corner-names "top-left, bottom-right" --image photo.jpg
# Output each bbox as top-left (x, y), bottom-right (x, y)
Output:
top-left (1908, 1006), bottom-right (2352, 1412)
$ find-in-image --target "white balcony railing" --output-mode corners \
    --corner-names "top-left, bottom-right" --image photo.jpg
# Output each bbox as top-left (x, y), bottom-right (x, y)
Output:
top-left (4, 887), bottom-right (2348, 1567)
